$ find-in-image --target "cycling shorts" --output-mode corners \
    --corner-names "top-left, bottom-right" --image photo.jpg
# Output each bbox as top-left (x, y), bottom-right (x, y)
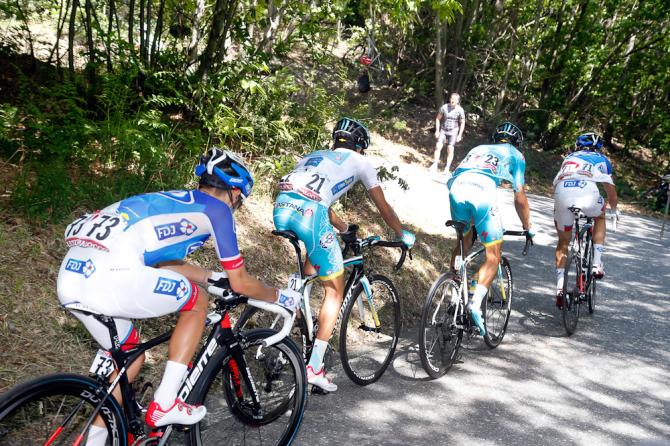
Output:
top-left (448, 172), bottom-right (503, 246)
top-left (57, 247), bottom-right (199, 350)
top-left (553, 180), bottom-right (605, 232)
top-left (273, 192), bottom-right (344, 281)
top-left (438, 130), bottom-right (458, 147)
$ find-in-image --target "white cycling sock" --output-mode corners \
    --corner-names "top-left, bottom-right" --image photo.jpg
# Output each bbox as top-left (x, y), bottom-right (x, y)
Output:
top-left (307, 339), bottom-right (328, 372)
top-left (593, 244), bottom-right (604, 266)
top-left (470, 284), bottom-right (488, 311)
top-left (153, 360), bottom-right (188, 408)
top-left (85, 425), bottom-right (108, 446)
top-left (556, 268), bottom-right (565, 291)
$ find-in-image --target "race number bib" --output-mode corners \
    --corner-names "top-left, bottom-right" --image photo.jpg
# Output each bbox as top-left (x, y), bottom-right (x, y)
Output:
top-left (64, 211), bottom-right (127, 251)
top-left (459, 153), bottom-right (501, 173)
top-left (89, 349), bottom-right (115, 378)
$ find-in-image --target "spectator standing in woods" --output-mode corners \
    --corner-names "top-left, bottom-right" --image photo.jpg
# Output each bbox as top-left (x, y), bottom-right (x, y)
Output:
top-left (431, 92), bottom-right (466, 177)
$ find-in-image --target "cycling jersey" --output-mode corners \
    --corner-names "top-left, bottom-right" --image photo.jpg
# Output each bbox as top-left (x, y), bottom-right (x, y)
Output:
top-left (58, 189), bottom-right (242, 351)
top-left (64, 189), bottom-right (243, 270)
top-left (278, 148), bottom-right (379, 207)
top-left (552, 151), bottom-right (613, 186)
top-left (449, 143), bottom-right (526, 192)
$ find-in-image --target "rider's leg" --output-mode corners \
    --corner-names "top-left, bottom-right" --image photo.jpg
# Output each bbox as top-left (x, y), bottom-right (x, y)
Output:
top-left (592, 210), bottom-right (607, 276)
top-left (555, 227), bottom-right (572, 292)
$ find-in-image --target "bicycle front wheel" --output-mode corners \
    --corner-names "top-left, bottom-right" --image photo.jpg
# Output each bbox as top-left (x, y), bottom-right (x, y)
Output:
top-left (0, 373), bottom-right (126, 446)
top-left (419, 274), bottom-right (463, 379)
top-left (483, 257), bottom-right (513, 348)
top-left (562, 251), bottom-right (580, 335)
top-left (189, 329), bottom-right (307, 446)
top-left (339, 274), bottom-right (401, 386)
top-left (586, 236), bottom-right (596, 314)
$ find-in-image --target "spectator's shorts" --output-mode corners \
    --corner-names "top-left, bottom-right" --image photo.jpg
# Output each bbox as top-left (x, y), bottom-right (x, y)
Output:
top-left (438, 130), bottom-right (458, 147)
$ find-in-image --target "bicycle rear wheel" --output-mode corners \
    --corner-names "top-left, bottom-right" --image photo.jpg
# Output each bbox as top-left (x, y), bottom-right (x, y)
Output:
top-left (0, 373), bottom-right (126, 446)
top-left (562, 251), bottom-right (580, 335)
top-left (586, 236), bottom-right (596, 314)
top-left (339, 274), bottom-right (401, 386)
top-left (189, 329), bottom-right (307, 446)
top-left (419, 274), bottom-right (463, 379)
top-left (483, 257), bottom-right (513, 348)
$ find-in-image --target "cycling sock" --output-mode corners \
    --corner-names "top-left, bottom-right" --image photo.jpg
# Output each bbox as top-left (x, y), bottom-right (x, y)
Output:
top-left (593, 244), bottom-right (604, 266)
top-left (85, 424), bottom-right (108, 446)
top-left (307, 338), bottom-right (329, 372)
top-left (470, 284), bottom-right (488, 310)
top-left (556, 268), bottom-right (565, 291)
top-left (154, 360), bottom-right (188, 408)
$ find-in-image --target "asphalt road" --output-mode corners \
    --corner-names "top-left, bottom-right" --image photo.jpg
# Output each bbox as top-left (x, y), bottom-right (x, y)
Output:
top-left (292, 164), bottom-right (670, 445)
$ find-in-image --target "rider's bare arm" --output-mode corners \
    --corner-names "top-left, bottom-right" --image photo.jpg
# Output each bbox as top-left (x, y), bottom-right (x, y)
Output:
top-left (328, 207), bottom-right (348, 232)
top-left (513, 188), bottom-right (532, 230)
top-left (368, 186), bottom-right (403, 237)
top-left (224, 265), bottom-right (278, 303)
top-left (603, 183), bottom-right (618, 210)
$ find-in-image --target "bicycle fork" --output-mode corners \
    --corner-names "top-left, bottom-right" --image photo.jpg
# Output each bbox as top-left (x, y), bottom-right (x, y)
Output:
top-left (356, 276), bottom-right (382, 332)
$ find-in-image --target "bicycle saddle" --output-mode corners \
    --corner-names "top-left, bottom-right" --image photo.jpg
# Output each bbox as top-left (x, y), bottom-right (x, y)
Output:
top-left (61, 302), bottom-right (104, 317)
top-left (272, 230), bottom-right (299, 243)
top-left (445, 220), bottom-right (467, 233)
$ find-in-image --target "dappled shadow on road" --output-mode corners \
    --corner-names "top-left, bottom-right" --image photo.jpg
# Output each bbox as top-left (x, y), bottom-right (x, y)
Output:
top-left (295, 191), bottom-right (670, 446)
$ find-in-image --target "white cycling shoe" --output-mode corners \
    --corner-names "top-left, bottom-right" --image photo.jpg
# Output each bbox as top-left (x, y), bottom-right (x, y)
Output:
top-left (592, 264), bottom-right (605, 279)
top-left (307, 365), bottom-right (338, 392)
top-left (145, 398), bottom-right (207, 428)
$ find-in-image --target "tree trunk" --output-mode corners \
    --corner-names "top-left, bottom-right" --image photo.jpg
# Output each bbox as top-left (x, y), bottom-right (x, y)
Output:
top-left (106, 0), bottom-right (115, 71)
top-left (145, 0), bottom-right (152, 63)
top-left (196, 0), bottom-right (231, 79)
top-left (68, 0), bottom-right (80, 77)
top-left (150, 0), bottom-right (165, 65)
top-left (139, 0), bottom-right (146, 62)
top-left (128, 0), bottom-right (135, 53)
top-left (434, 14), bottom-right (444, 109)
top-left (186, 0), bottom-right (205, 66)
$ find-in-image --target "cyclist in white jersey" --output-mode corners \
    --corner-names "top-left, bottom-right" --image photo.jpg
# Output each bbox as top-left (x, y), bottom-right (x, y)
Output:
top-left (273, 118), bottom-right (415, 392)
top-left (446, 122), bottom-right (534, 335)
top-left (553, 132), bottom-right (618, 308)
top-left (57, 148), bottom-right (301, 444)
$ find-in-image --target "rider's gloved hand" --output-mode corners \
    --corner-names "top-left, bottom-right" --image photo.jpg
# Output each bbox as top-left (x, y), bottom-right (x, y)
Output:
top-left (525, 227), bottom-right (536, 239)
top-left (397, 229), bottom-right (415, 248)
top-left (276, 288), bottom-right (302, 312)
top-left (339, 224), bottom-right (359, 244)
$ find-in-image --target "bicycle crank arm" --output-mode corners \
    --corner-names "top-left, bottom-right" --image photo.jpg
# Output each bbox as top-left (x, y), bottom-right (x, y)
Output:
top-left (358, 323), bottom-right (381, 333)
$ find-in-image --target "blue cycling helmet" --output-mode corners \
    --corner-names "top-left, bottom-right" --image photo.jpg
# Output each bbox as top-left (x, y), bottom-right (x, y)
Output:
top-left (575, 132), bottom-right (603, 151)
top-left (333, 118), bottom-right (371, 153)
top-left (195, 147), bottom-right (254, 198)
top-left (493, 122), bottom-right (524, 147)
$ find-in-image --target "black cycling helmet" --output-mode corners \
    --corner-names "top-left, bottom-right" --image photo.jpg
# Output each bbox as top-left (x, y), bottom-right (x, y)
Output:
top-left (195, 147), bottom-right (254, 198)
top-left (575, 132), bottom-right (604, 152)
top-left (492, 122), bottom-right (524, 148)
top-left (332, 118), bottom-right (371, 153)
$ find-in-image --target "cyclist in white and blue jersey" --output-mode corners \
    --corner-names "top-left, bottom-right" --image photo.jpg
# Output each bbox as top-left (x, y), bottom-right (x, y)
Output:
top-left (57, 148), bottom-right (301, 443)
top-left (273, 118), bottom-right (415, 392)
top-left (446, 122), bottom-right (534, 335)
top-left (552, 132), bottom-right (618, 308)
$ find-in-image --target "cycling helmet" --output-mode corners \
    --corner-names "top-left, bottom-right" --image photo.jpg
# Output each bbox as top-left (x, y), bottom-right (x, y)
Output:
top-left (195, 147), bottom-right (254, 198)
top-left (575, 132), bottom-right (603, 151)
top-left (492, 122), bottom-right (524, 147)
top-left (332, 118), bottom-right (371, 153)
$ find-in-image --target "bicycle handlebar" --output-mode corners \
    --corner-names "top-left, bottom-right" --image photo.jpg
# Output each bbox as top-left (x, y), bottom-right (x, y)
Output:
top-left (503, 230), bottom-right (533, 256)
top-left (368, 239), bottom-right (411, 270)
top-left (207, 286), bottom-right (295, 347)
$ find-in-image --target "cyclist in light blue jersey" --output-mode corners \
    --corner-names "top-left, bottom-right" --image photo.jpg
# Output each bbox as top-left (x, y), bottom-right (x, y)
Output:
top-left (446, 122), bottom-right (534, 335)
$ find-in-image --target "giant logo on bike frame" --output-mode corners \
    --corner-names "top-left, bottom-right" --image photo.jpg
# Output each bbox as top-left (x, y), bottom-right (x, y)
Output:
top-left (154, 277), bottom-right (190, 301)
top-left (65, 258), bottom-right (96, 278)
top-left (154, 219), bottom-right (198, 240)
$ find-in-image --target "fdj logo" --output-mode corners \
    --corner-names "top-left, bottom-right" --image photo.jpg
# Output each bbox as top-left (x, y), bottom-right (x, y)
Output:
top-left (154, 219), bottom-right (198, 240)
top-left (154, 277), bottom-right (190, 301)
top-left (65, 258), bottom-right (96, 278)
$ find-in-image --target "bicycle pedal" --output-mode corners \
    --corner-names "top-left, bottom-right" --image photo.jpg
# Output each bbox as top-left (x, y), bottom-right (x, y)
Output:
top-left (310, 384), bottom-right (330, 396)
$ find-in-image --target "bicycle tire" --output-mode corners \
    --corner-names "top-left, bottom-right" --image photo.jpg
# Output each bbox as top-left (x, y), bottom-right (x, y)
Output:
top-left (339, 274), bottom-right (400, 386)
top-left (188, 328), bottom-right (307, 446)
top-left (0, 373), bottom-right (126, 446)
top-left (235, 306), bottom-right (311, 363)
top-left (341, 44), bottom-right (367, 69)
top-left (586, 234), bottom-right (596, 314)
top-left (419, 274), bottom-right (463, 379)
top-left (483, 256), bottom-right (513, 348)
top-left (562, 249), bottom-right (580, 335)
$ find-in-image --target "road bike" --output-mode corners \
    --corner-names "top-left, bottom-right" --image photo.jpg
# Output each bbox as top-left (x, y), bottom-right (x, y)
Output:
top-left (0, 287), bottom-right (307, 446)
top-left (342, 32), bottom-right (393, 91)
top-left (236, 225), bottom-right (408, 388)
top-left (419, 220), bottom-right (532, 379)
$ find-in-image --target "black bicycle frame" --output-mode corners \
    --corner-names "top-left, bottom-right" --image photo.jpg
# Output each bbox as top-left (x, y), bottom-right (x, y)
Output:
top-left (83, 297), bottom-right (262, 441)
